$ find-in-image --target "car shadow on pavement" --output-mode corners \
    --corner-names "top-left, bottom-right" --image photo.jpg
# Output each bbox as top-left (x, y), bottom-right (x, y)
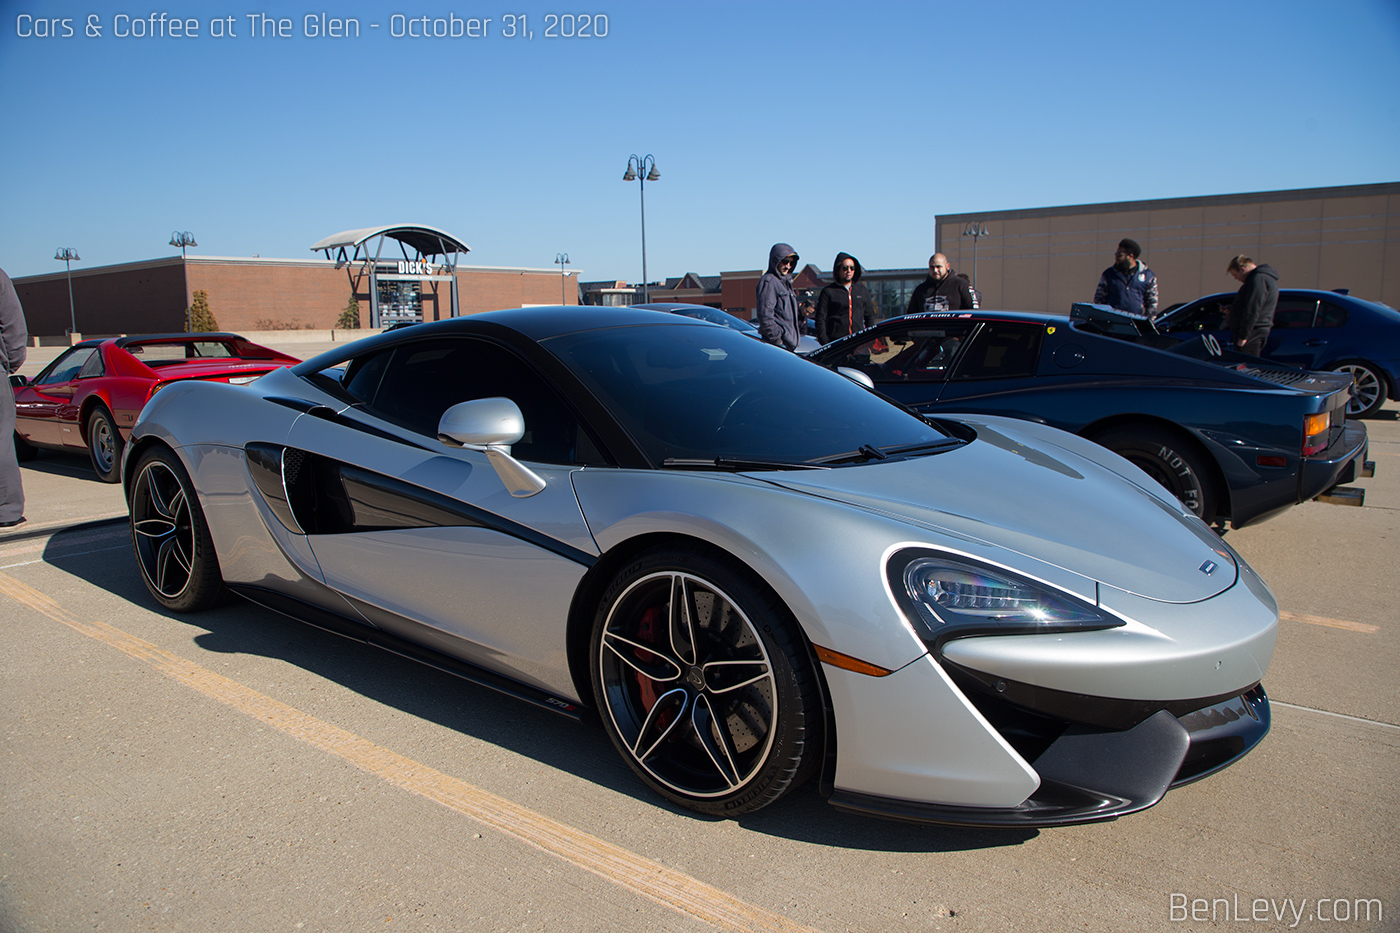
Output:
top-left (42, 528), bottom-right (1032, 854)
top-left (19, 451), bottom-right (104, 482)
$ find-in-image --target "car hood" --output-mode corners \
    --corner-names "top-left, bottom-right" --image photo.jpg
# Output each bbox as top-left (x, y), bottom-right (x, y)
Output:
top-left (763, 421), bottom-right (1234, 604)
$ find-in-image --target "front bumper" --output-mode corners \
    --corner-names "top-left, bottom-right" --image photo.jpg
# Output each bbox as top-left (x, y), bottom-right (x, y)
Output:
top-left (829, 684), bottom-right (1269, 827)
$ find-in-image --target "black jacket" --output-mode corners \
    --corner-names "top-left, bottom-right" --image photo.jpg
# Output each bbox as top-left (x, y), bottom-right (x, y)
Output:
top-left (906, 271), bottom-right (973, 314)
top-left (816, 252), bottom-right (876, 343)
top-left (1229, 264), bottom-right (1280, 344)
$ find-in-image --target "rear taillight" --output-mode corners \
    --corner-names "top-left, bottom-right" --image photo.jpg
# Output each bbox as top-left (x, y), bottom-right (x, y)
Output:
top-left (1303, 411), bottom-right (1331, 456)
top-left (146, 381), bottom-right (169, 402)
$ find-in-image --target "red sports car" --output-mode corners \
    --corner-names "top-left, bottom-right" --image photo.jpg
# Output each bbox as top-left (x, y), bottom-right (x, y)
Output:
top-left (11, 333), bottom-right (300, 482)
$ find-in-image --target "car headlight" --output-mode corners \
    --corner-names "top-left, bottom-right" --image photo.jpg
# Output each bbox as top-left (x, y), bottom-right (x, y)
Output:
top-left (888, 550), bottom-right (1122, 650)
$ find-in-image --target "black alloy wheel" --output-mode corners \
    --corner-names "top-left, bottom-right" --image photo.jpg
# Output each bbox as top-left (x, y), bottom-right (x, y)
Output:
top-left (86, 406), bottom-right (123, 483)
top-left (591, 547), bottom-right (820, 816)
top-left (129, 446), bottom-right (226, 612)
top-left (1093, 425), bottom-right (1218, 524)
top-left (1333, 362), bottom-right (1387, 418)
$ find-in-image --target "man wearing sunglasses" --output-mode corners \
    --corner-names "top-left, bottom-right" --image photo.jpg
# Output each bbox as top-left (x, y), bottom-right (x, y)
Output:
top-left (756, 243), bottom-right (801, 350)
top-left (816, 251), bottom-right (875, 344)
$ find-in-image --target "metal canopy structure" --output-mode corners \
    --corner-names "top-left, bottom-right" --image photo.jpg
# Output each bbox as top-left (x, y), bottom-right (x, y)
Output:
top-left (312, 224), bottom-right (471, 328)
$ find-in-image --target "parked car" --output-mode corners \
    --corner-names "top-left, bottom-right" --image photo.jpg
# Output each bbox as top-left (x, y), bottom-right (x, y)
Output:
top-left (12, 333), bottom-right (299, 481)
top-left (635, 302), bottom-right (822, 354)
top-left (1156, 289), bottom-right (1400, 418)
top-left (122, 306), bottom-right (1277, 827)
top-left (809, 307), bottom-right (1371, 528)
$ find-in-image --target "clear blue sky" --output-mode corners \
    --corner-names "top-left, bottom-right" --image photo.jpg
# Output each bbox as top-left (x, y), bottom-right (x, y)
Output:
top-left (3, 0), bottom-right (1398, 283)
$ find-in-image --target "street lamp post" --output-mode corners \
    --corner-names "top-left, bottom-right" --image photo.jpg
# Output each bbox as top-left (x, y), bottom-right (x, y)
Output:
top-left (554, 252), bottom-right (571, 304)
top-left (961, 223), bottom-right (990, 289)
top-left (169, 232), bottom-right (197, 329)
top-left (54, 247), bottom-right (80, 338)
top-left (622, 154), bottom-right (659, 303)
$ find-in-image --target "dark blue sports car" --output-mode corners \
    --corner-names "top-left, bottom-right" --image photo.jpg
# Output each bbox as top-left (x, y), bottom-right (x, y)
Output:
top-left (809, 307), bottom-right (1372, 528)
top-left (1157, 289), bottom-right (1400, 418)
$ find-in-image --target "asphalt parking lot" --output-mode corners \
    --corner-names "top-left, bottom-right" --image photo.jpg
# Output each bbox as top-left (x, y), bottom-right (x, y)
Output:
top-left (2, 336), bottom-right (1397, 932)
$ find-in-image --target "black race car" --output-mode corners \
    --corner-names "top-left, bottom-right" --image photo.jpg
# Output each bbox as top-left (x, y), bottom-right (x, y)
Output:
top-left (809, 305), bottom-right (1372, 528)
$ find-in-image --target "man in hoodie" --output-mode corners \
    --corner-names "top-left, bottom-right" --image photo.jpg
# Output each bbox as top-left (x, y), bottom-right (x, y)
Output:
top-left (816, 251), bottom-right (876, 344)
top-left (1226, 255), bottom-right (1280, 356)
top-left (755, 243), bottom-right (801, 350)
top-left (1094, 238), bottom-right (1158, 318)
top-left (906, 253), bottom-right (974, 314)
top-left (1, 267), bottom-right (28, 528)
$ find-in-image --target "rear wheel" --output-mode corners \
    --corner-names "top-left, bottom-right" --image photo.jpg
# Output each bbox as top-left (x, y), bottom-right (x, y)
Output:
top-left (129, 446), bottom-right (226, 612)
top-left (1093, 425), bottom-right (1218, 523)
top-left (1332, 361), bottom-right (1387, 418)
top-left (86, 406), bottom-right (123, 483)
top-left (590, 547), bottom-right (820, 816)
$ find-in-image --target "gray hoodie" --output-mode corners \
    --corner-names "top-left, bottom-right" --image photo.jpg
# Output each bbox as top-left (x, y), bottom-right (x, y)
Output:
top-left (755, 242), bottom-right (800, 350)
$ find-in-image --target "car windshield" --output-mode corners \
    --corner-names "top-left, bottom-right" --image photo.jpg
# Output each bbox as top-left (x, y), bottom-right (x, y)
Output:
top-left (543, 323), bottom-right (949, 467)
top-left (667, 306), bottom-right (759, 335)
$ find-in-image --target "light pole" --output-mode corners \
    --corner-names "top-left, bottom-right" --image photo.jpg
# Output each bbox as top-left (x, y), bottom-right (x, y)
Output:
top-left (169, 230), bottom-right (197, 259)
top-left (622, 154), bottom-right (659, 303)
top-left (54, 247), bottom-right (80, 337)
top-left (961, 223), bottom-right (990, 289)
top-left (554, 252), bottom-right (571, 304)
top-left (169, 232), bottom-right (197, 329)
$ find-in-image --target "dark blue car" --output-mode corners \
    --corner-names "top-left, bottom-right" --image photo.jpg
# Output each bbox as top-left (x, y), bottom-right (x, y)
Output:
top-left (810, 308), bottom-right (1371, 528)
top-left (1157, 289), bottom-right (1400, 418)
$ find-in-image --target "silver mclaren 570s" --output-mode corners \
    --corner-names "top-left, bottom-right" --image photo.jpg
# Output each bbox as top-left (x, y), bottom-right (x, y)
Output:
top-left (122, 306), bottom-right (1276, 827)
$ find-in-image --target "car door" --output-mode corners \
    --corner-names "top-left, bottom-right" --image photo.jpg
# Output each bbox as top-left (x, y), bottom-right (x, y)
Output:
top-left (282, 336), bottom-right (607, 698)
top-left (13, 346), bottom-right (99, 447)
top-left (1261, 296), bottom-right (1326, 368)
top-left (932, 321), bottom-right (1046, 414)
top-left (822, 321), bottom-right (976, 408)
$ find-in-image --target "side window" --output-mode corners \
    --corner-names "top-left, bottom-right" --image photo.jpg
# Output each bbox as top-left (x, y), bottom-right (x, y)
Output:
top-left (36, 347), bottom-right (98, 385)
top-left (1316, 302), bottom-right (1348, 328)
top-left (951, 323), bottom-right (1042, 380)
top-left (1174, 300), bottom-right (1229, 331)
top-left (1272, 298), bottom-right (1318, 329)
top-left (358, 338), bottom-right (607, 466)
top-left (829, 325), bottom-right (972, 382)
top-left (78, 351), bottom-right (106, 379)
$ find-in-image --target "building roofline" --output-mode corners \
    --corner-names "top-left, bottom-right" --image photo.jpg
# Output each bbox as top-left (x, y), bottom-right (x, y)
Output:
top-left (938, 181), bottom-right (1400, 225)
top-left (13, 255), bottom-right (574, 284)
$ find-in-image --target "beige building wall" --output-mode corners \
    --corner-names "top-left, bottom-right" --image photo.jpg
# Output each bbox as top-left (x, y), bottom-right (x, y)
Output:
top-left (936, 183), bottom-right (1400, 314)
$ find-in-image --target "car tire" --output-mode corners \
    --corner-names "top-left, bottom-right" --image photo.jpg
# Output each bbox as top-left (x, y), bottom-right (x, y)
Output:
top-left (86, 406), bottom-right (123, 483)
top-left (13, 432), bottom-right (38, 462)
top-left (590, 546), bottom-right (820, 816)
top-left (129, 445), bottom-right (226, 612)
top-left (1331, 361), bottom-right (1388, 418)
top-left (1092, 425), bottom-right (1219, 524)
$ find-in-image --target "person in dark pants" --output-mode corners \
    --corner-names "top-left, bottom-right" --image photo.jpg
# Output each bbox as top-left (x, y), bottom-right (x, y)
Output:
top-left (1094, 238), bottom-right (1159, 318)
top-left (906, 254), bottom-right (974, 314)
top-left (816, 252), bottom-right (876, 344)
top-left (1, 267), bottom-right (28, 528)
top-left (1226, 255), bottom-right (1279, 356)
top-left (755, 243), bottom-right (800, 351)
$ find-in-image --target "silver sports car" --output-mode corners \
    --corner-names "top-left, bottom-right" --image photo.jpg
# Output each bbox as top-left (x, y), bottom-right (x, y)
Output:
top-left (122, 307), bottom-right (1277, 826)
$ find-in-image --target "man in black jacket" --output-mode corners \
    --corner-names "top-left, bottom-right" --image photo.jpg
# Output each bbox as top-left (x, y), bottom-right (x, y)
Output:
top-left (816, 252), bottom-right (876, 343)
top-left (1226, 255), bottom-right (1280, 356)
top-left (906, 253), bottom-right (973, 314)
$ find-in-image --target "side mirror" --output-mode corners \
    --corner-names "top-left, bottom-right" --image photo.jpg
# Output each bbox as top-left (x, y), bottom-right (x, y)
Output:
top-left (836, 366), bottom-right (875, 390)
top-left (9, 373), bottom-right (27, 389)
top-left (437, 398), bottom-right (546, 498)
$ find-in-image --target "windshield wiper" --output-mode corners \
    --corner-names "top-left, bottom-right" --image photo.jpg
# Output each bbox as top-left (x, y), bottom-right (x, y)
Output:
top-left (811, 437), bottom-right (966, 465)
top-left (663, 457), bottom-right (830, 472)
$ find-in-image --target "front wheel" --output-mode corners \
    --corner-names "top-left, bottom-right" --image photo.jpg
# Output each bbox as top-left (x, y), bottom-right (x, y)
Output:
top-left (1332, 361), bottom-right (1387, 418)
top-left (129, 445), bottom-right (226, 612)
top-left (87, 406), bottom-right (123, 483)
top-left (1093, 425), bottom-right (1218, 524)
top-left (590, 547), bottom-right (820, 816)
